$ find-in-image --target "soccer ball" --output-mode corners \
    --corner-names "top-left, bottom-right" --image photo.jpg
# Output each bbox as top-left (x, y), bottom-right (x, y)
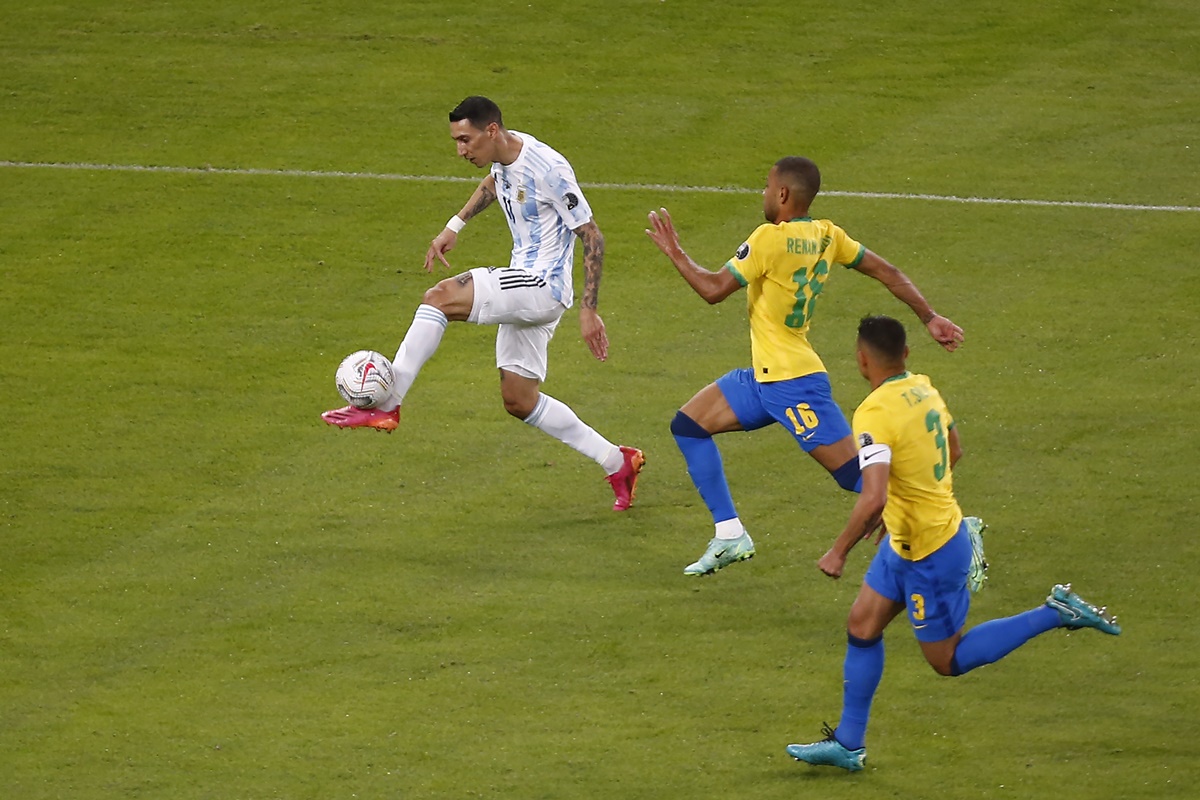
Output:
top-left (334, 350), bottom-right (395, 409)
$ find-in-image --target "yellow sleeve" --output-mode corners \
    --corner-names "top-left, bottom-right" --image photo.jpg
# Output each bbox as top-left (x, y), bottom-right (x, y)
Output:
top-left (853, 397), bottom-right (891, 449)
top-left (830, 224), bottom-right (865, 268)
top-left (725, 225), bottom-right (772, 286)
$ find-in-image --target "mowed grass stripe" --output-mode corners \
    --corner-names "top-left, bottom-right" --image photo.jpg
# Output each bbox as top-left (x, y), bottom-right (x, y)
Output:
top-left (3, 159), bottom-right (1198, 213)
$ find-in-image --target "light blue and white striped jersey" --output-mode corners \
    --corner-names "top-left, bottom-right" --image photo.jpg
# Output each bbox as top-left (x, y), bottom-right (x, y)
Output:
top-left (490, 131), bottom-right (593, 307)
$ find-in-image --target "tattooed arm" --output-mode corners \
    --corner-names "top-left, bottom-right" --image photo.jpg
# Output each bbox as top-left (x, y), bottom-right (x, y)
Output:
top-left (458, 175), bottom-right (498, 223)
top-left (574, 220), bottom-right (609, 361)
top-left (424, 175), bottom-right (498, 272)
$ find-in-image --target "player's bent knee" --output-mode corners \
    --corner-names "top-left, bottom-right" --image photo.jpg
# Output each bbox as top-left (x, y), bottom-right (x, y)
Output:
top-left (422, 274), bottom-right (473, 314)
top-left (670, 410), bottom-right (711, 439)
top-left (922, 646), bottom-right (962, 677)
top-left (421, 281), bottom-right (454, 309)
top-left (504, 396), bottom-right (536, 419)
top-left (929, 659), bottom-right (957, 677)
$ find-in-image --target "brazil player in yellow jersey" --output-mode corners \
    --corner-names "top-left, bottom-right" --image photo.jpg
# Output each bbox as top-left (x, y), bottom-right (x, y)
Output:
top-left (785, 316), bottom-right (1121, 772)
top-left (645, 156), bottom-right (964, 575)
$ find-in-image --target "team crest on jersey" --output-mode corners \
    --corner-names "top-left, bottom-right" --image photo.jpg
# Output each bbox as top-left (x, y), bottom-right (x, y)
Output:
top-left (735, 242), bottom-right (750, 260)
top-left (516, 187), bottom-right (526, 203)
top-left (858, 432), bottom-right (875, 447)
top-left (564, 191), bottom-right (579, 210)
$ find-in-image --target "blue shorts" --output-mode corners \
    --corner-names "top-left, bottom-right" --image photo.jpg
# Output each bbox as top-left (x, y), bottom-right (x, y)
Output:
top-left (714, 368), bottom-right (852, 452)
top-left (864, 521), bottom-right (972, 643)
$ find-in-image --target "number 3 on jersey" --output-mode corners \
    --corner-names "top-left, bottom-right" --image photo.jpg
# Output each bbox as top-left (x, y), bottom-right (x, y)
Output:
top-left (925, 409), bottom-right (950, 481)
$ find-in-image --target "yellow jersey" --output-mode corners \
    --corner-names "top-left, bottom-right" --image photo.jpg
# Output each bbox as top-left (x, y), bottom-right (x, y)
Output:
top-left (725, 218), bottom-right (865, 382)
top-left (853, 371), bottom-right (963, 561)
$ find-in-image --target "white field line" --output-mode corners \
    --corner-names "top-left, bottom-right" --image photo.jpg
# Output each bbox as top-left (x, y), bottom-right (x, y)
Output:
top-left (2, 160), bottom-right (1197, 213)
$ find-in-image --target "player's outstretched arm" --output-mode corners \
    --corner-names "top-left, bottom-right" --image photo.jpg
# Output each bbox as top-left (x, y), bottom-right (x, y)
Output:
top-left (575, 220), bottom-right (609, 362)
top-left (817, 461), bottom-right (889, 579)
top-left (645, 208), bottom-right (741, 304)
top-left (854, 250), bottom-right (965, 352)
top-left (424, 175), bottom-right (498, 272)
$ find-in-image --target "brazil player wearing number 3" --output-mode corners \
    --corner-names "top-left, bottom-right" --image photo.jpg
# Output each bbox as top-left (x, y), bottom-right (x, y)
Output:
top-left (322, 96), bottom-right (643, 511)
top-left (644, 156), bottom-right (964, 575)
top-left (785, 316), bottom-right (1120, 772)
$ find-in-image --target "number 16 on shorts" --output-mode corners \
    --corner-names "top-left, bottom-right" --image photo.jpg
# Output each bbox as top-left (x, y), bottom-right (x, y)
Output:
top-left (785, 402), bottom-right (820, 438)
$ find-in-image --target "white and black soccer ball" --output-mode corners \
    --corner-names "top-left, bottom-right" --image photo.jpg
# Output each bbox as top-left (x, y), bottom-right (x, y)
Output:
top-left (334, 350), bottom-right (395, 409)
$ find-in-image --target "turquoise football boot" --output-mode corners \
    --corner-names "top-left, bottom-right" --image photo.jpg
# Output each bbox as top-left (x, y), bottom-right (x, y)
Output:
top-left (1046, 583), bottom-right (1121, 635)
top-left (964, 515), bottom-right (988, 593)
top-left (683, 532), bottom-right (755, 576)
top-left (786, 724), bottom-right (866, 772)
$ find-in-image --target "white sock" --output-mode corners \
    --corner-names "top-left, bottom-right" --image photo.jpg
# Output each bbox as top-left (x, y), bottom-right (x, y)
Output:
top-left (381, 304), bottom-right (448, 411)
top-left (714, 518), bottom-right (745, 540)
top-left (524, 393), bottom-right (622, 473)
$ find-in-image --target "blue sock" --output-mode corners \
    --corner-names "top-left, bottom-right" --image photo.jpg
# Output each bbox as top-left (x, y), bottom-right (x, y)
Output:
top-left (831, 456), bottom-right (863, 493)
top-left (950, 605), bottom-right (1061, 675)
top-left (670, 411), bottom-right (737, 523)
top-left (834, 633), bottom-right (884, 750)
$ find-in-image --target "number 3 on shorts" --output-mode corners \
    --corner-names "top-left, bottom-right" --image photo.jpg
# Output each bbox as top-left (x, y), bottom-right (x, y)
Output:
top-left (785, 403), bottom-right (819, 435)
top-left (910, 593), bottom-right (926, 621)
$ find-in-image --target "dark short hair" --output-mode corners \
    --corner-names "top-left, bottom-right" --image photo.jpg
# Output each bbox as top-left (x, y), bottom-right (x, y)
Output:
top-left (773, 156), bottom-right (821, 206)
top-left (857, 315), bottom-right (907, 362)
top-left (449, 96), bottom-right (504, 129)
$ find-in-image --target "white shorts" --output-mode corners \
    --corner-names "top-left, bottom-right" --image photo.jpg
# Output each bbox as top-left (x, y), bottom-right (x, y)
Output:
top-left (467, 267), bottom-right (566, 381)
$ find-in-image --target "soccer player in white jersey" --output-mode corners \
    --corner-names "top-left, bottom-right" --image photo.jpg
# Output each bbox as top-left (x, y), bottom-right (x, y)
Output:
top-left (322, 96), bottom-right (644, 511)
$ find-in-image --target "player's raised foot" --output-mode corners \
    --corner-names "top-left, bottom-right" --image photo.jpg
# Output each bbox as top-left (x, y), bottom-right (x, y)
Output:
top-left (320, 405), bottom-right (400, 433)
top-left (605, 446), bottom-right (645, 511)
top-left (965, 515), bottom-right (989, 593)
top-left (683, 532), bottom-right (755, 576)
top-left (786, 724), bottom-right (866, 772)
top-left (1045, 583), bottom-right (1121, 635)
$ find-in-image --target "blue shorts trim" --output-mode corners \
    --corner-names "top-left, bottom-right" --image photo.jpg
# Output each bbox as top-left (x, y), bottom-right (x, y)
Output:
top-left (714, 368), bottom-right (852, 452)
top-left (864, 521), bottom-right (972, 643)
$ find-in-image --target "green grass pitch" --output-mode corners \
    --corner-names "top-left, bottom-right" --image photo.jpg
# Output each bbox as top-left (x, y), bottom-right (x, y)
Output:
top-left (2, 1), bottom-right (1198, 798)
